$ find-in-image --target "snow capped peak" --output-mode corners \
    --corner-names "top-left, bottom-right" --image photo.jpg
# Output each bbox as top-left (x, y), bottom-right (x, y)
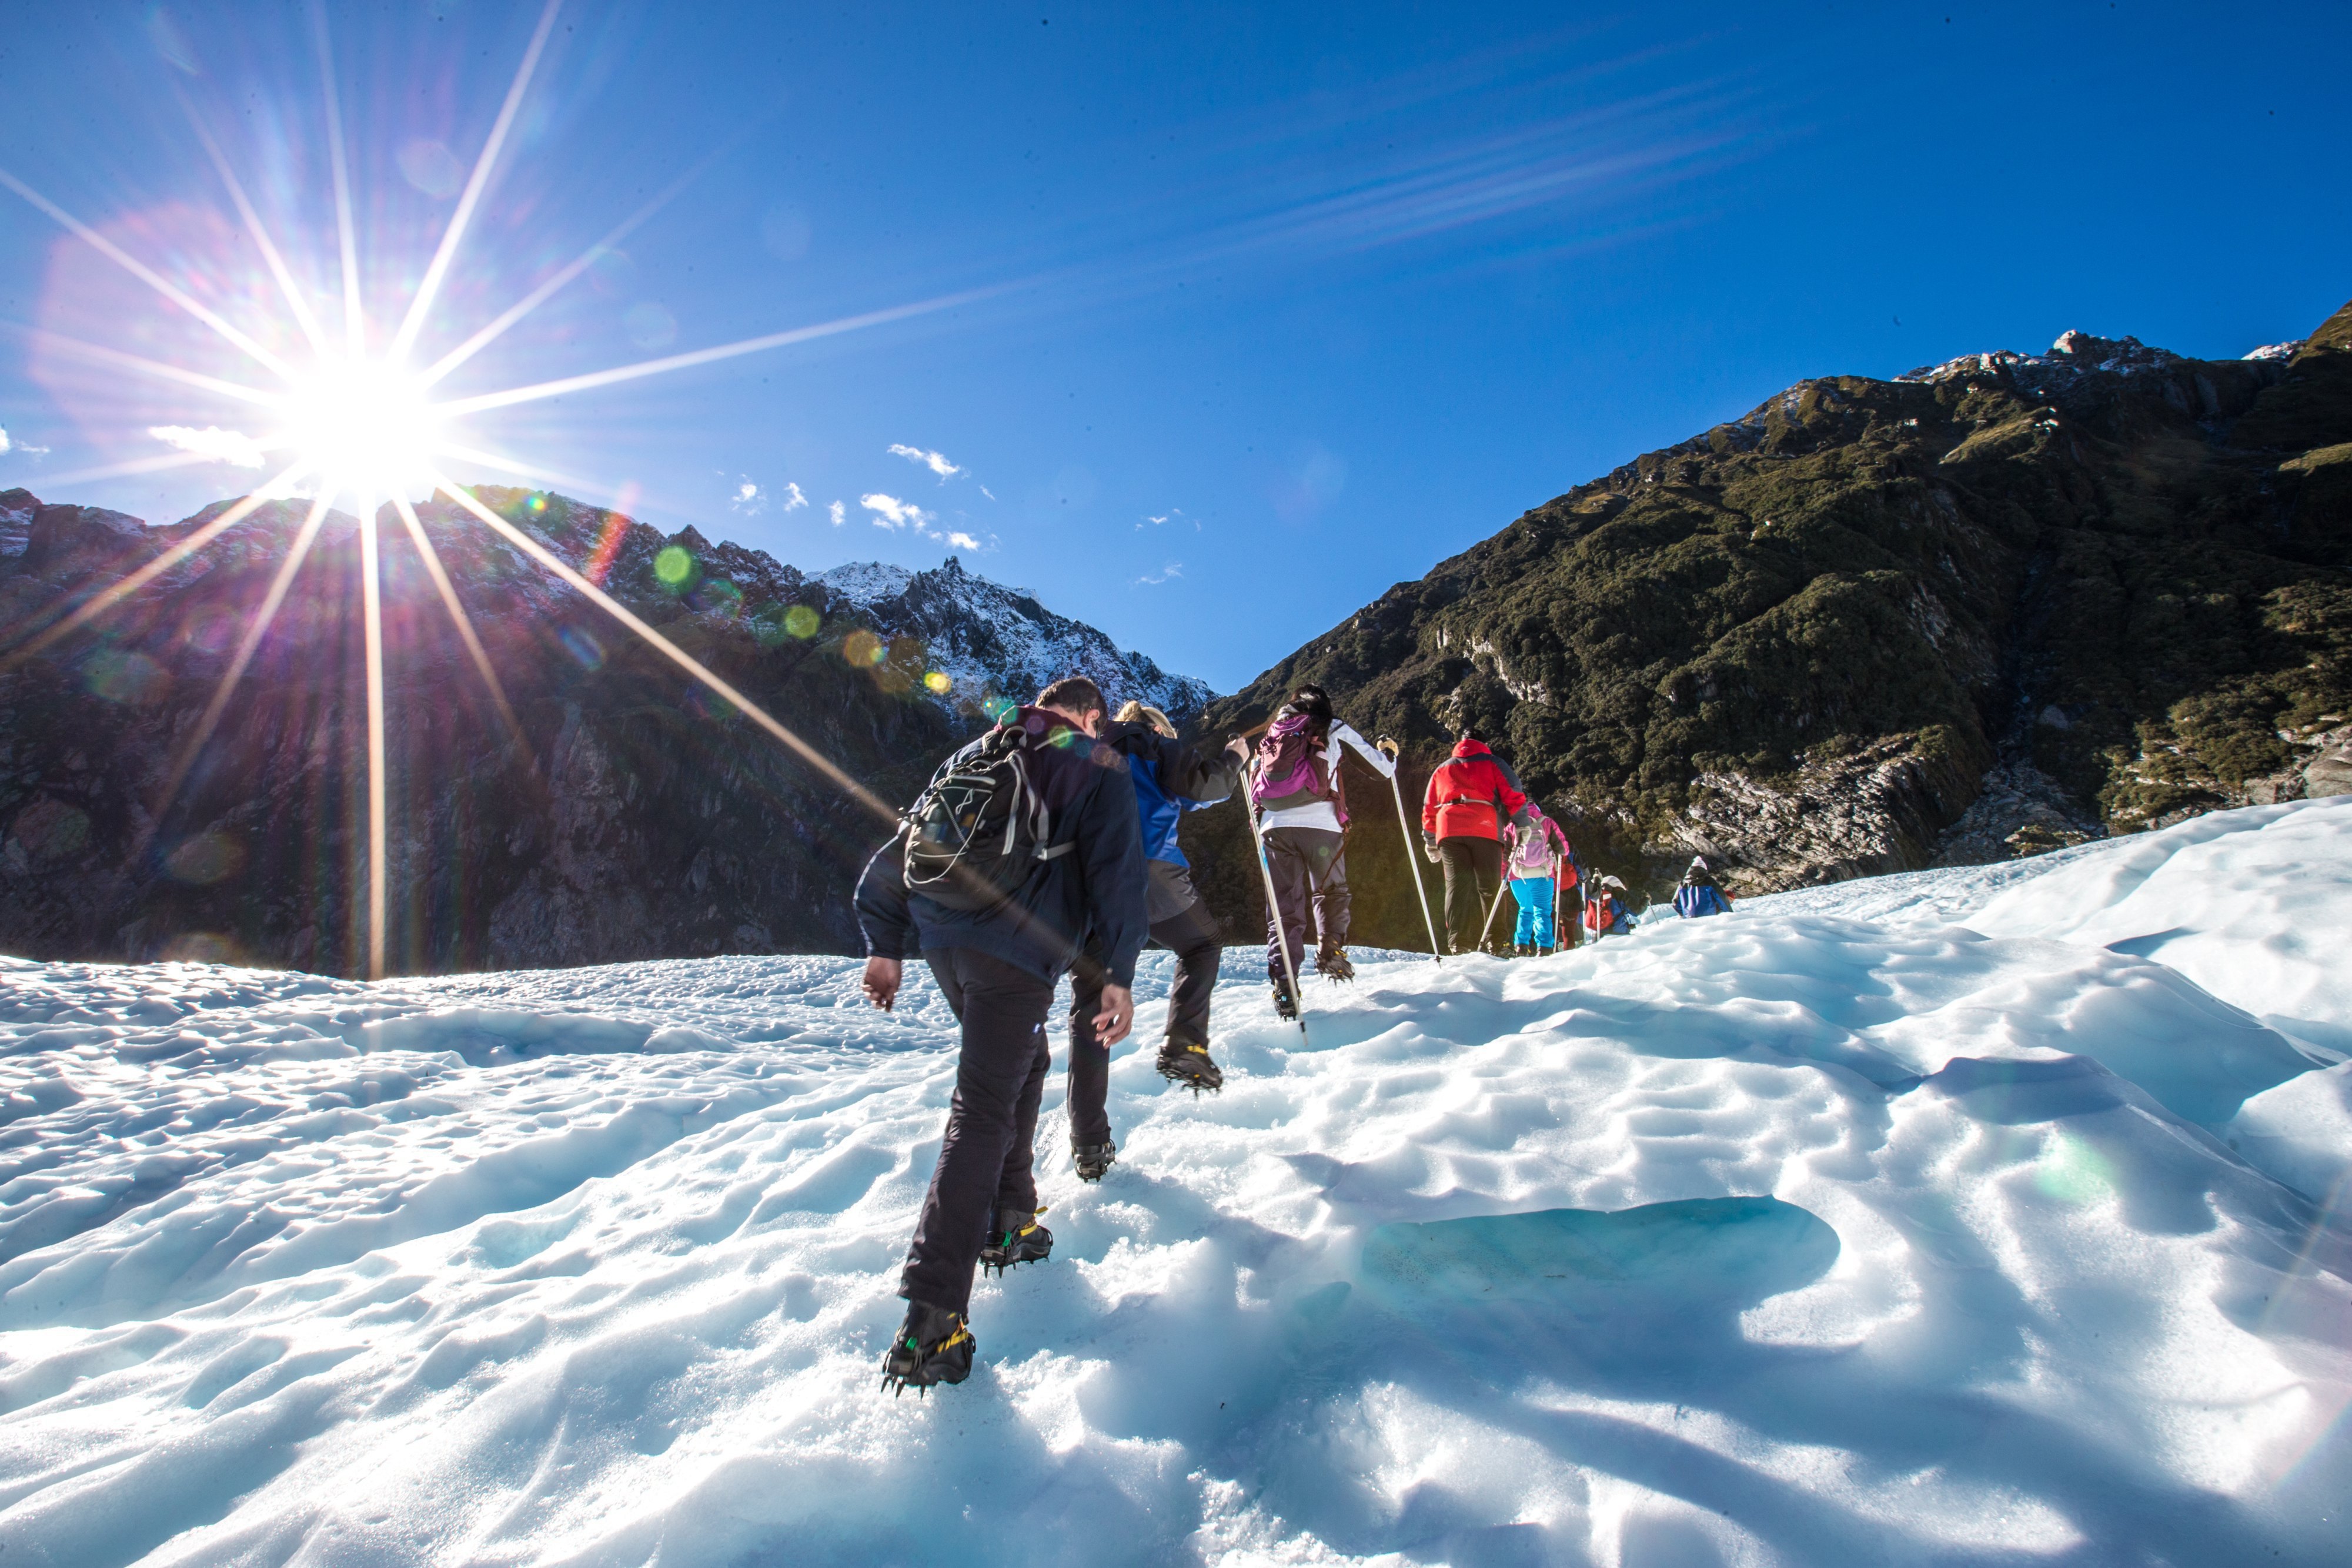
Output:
top-left (1898, 331), bottom-right (2186, 387)
top-left (813, 560), bottom-right (916, 607)
top-left (818, 557), bottom-right (1212, 720)
top-left (2244, 340), bottom-right (2304, 362)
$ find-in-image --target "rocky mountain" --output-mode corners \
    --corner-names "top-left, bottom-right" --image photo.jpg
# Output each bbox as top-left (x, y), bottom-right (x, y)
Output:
top-left (816, 559), bottom-right (1211, 724)
top-left (0, 487), bottom-right (1207, 974)
top-left (1181, 299), bottom-right (2352, 948)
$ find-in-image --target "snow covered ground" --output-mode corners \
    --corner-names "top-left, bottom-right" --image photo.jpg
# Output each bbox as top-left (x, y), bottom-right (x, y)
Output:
top-left (4, 801), bottom-right (2350, 1565)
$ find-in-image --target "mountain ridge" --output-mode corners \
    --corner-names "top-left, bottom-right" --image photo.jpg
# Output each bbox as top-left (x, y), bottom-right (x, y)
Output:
top-left (0, 485), bottom-right (1205, 972)
top-left (1179, 301), bottom-right (2352, 948)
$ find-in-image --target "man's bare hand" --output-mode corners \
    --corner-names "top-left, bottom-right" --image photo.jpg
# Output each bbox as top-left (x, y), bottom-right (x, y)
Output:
top-left (1093, 984), bottom-right (1135, 1047)
top-left (861, 956), bottom-right (903, 1012)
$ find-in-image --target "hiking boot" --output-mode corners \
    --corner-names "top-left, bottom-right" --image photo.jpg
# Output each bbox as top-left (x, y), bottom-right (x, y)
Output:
top-left (1157, 1039), bottom-right (1224, 1094)
top-left (979, 1208), bottom-right (1053, 1276)
top-left (1269, 971), bottom-right (1299, 1020)
top-left (1073, 1140), bottom-right (1117, 1182)
top-left (1317, 944), bottom-right (1356, 982)
top-left (880, 1300), bottom-right (974, 1395)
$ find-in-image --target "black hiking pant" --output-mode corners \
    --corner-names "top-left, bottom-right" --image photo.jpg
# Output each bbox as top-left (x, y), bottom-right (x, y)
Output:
top-left (1439, 836), bottom-right (1505, 954)
top-left (1264, 825), bottom-right (1347, 984)
top-left (1068, 864), bottom-right (1222, 1147)
top-left (900, 946), bottom-right (1057, 1317)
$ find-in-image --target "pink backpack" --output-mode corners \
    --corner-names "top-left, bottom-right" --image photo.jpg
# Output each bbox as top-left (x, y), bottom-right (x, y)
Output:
top-left (1250, 713), bottom-right (1330, 810)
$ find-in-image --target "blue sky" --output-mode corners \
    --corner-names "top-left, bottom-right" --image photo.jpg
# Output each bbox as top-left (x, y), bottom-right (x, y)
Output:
top-left (1, 1), bottom-right (2345, 694)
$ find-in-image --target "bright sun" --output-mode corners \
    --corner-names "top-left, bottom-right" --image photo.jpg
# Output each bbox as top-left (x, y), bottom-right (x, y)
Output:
top-left (276, 359), bottom-right (443, 492)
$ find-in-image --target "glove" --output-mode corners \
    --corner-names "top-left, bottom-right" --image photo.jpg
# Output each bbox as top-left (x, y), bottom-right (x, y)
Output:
top-left (1422, 833), bottom-right (1441, 865)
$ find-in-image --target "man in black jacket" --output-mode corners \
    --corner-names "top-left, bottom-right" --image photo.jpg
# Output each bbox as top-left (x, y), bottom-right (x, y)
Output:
top-left (856, 676), bottom-right (1147, 1393)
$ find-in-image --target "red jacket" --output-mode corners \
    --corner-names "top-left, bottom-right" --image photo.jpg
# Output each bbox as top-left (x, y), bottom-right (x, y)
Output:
top-left (1421, 738), bottom-right (1529, 842)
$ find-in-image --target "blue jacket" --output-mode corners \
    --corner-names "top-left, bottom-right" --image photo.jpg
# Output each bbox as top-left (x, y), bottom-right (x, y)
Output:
top-left (856, 708), bottom-right (1148, 985)
top-left (1674, 882), bottom-right (1733, 918)
top-left (1100, 718), bottom-right (1241, 866)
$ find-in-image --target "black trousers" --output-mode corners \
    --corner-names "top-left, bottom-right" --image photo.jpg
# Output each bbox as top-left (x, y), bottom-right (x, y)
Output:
top-left (1264, 825), bottom-right (1347, 982)
top-left (1068, 870), bottom-right (1222, 1147)
top-left (1439, 837), bottom-right (1504, 953)
top-left (900, 946), bottom-right (1056, 1316)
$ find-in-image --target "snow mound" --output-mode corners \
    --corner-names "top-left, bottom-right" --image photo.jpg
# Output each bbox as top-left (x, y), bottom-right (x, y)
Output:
top-left (3, 804), bottom-right (2350, 1563)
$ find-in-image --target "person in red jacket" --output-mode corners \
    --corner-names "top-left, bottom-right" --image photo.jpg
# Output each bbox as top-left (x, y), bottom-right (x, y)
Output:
top-left (1420, 728), bottom-right (1532, 954)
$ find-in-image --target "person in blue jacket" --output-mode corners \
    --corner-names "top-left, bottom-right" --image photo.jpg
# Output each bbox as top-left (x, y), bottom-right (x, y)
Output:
top-left (1063, 701), bottom-right (1246, 1179)
top-left (1673, 857), bottom-right (1735, 918)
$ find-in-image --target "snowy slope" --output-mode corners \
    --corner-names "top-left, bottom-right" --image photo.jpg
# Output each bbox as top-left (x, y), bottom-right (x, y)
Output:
top-left (4, 805), bottom-right (2351, 1564)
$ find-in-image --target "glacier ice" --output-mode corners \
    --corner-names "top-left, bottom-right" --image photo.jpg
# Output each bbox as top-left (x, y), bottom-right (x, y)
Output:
top-left (1, 801), bottom-right (2348, 1563)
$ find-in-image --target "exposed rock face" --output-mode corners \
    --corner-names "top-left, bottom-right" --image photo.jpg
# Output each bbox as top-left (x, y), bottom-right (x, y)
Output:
top-left (0, 487), bottom-right (1208, 974)
top-left (1182, 302), bottom-right (2352, 945)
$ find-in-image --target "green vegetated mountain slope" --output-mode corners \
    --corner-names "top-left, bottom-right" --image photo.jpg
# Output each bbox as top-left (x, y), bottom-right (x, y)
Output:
top-left (1183, 300), bottom-right (2352, 952)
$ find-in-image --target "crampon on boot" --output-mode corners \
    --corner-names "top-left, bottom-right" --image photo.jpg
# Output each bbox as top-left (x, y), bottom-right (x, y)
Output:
top-left (1073, 1140), bottom-right (1117, 1182)
top-left (979, 1208), bottom-right (1053, 1276)
top-left (1157, 1039), bottom-right (1225, 1094)
top-left (880, 1300), bottom-right (974, 1395)
top-left (1269, 970), bottom-right (1299, 1020)
top-left (1317, 945), bottom-right (1356, 982)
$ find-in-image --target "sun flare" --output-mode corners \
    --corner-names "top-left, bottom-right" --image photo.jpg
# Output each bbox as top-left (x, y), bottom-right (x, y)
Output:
top-left (0, 0), bottom-right (922, 978)
top-left (276, 359), bottom-right (443, 495)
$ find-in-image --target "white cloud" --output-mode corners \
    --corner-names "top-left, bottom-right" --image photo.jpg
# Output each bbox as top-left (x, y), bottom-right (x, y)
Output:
top-left (1138, 507), bottom-right (1195, 532)
top-left (943, 530), bottom-right (981, 551)
top-left (828, 499), bottom-right (846, 527)
top-left (0, 427), bottom-right (10, 454)
top-left (730, 479), bottom-right (767, 515)
top-left (888, 443), bottom-right (961, 480)
top-left (781, 481), bottom-right (808, 511)
top-left (861, 493), bottom-right (935, 530)
top-left (1135, 561), bottom-right (1183, 585)
top-left (979, 485), bottom-right (997, 501)
top-left (149, 424), bottom-right (267, 468)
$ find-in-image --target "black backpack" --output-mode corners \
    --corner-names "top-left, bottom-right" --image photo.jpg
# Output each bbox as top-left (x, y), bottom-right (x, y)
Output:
top-left (902, 724), bottom-right (1074, 911)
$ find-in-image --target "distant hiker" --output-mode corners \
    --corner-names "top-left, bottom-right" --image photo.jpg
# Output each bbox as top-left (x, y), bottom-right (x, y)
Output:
top-left (856, 676), bottom-right (1147, 1393)
top-left (1502, 804), bottom-right (1578, 955)
top-left (1584, 875), bottom-right (1633, 938)
top-left (1066, 701), bottom-right (1247, 1181)
top-left (1421, 728), bottom-right (1531, 954)
top-left (1673, 857), bottom-right (1734, 918)
top-left (1250, 683), bottom-right (1398, 1018)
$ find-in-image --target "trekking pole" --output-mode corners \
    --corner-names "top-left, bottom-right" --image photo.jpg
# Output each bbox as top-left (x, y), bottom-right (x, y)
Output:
top-left (1380, 750), bottom-right (1442, 963)
top-left (1243, 763), bottom-right (1309, 1041)
top-left (1549, 852), bottom-right (1562, 955)
top-left (1475, 860), bottom-right (1512, 954)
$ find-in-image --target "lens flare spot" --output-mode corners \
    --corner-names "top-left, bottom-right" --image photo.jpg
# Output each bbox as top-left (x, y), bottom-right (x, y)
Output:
top-left (159, 932), bottom-right (246, 965)
top-left (783, 604), bottom-right (821, 640)
top-left (842, 629), bottom-right (882, 667)
top-left (165, 833), bottom-right (247, 885)
top-left (654, 546), bottom-right (694, 586)
top-left (7, 798), bottom-right (91, 865)
top-left (83, 648), bottom-right (169, 704)
top-left (2036, 1132), bottom-right (2115, 1204)
top-left (983, 695), bottom-right (1017, 724)
top-left (924, 671), bottom-right (952, 695)
top-left (557, 624), bottom-right (604, 670)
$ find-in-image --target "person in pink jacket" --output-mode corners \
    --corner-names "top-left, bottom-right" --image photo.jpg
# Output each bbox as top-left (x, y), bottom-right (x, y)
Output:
top-left (1501, 805), bottom-right (1578, 954)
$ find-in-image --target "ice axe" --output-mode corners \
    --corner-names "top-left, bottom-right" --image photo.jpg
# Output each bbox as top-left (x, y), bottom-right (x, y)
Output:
top-left (1377, 737), bottom-right (1443, 963)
